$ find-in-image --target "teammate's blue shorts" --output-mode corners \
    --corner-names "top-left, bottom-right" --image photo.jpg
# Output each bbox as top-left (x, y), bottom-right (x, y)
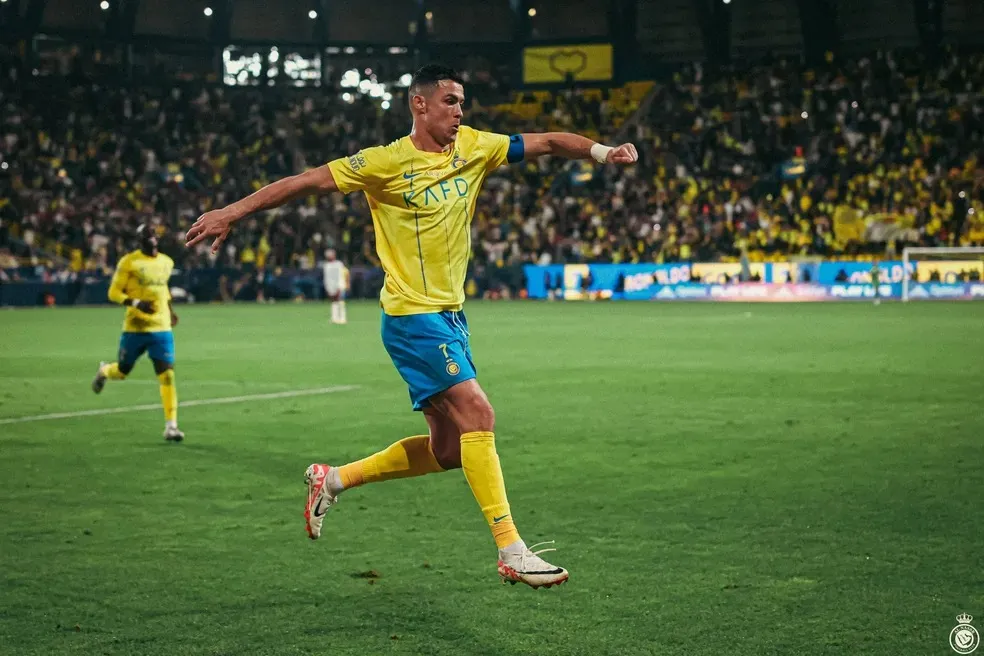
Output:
top-left (118, 331), bottom-right (175, 369)
top-left (381, 310), bottom-right (476, 411)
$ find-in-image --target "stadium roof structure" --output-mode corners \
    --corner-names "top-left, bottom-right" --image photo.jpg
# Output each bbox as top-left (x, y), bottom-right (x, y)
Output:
top-left (1, 0), bottom-right (982, 65)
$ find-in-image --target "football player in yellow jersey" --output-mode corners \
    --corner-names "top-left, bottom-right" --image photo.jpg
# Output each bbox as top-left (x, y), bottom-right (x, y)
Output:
top-left (92, 225), bottom-right (184, 442)
top-left (186, 64), bottom-right (638, 588)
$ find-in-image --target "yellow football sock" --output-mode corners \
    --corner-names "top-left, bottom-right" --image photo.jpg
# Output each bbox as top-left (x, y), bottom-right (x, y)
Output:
top-left (338, 435), bottom-right (445, 490)
top-left (158, 370), bottom-right (177, 424)
top-left (100, 363), bottom-right (127, 380)
top-left (460, 431), bottom-right (521, 549)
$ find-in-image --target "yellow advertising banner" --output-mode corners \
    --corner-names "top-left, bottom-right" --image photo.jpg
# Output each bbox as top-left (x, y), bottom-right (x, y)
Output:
top-left (915, 260), bottom-right (984, 282)
top-left (691, 262), bottom-right (767, 284)
top-left (523, 44), bottom-right (613, 84)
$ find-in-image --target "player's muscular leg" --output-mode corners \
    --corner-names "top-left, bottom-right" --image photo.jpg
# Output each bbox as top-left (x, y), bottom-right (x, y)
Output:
top-left (423, 407), bottom-right (461, 469)
top-left (152, 360), bottom-right (172, 376)
top-left (428, 379), bottom-right (495, 434)
top-left (430, 378), bottom-right (522, 551)
top-left (306, 409), bottom-right (450, 529)
top-left (153, 360), bottom-right (180, 438)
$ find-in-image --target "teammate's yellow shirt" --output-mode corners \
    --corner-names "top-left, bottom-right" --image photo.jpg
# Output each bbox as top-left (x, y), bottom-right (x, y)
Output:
top-left (108, 250), bottom-right (174, 332)
top-left (327, 125), bottom-right (514, 316)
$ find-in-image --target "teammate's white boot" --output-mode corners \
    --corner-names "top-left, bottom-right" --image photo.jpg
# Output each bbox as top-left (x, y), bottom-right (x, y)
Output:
top-left (304, 463), bottom-right (338, 539)
top-left (498, 540), bottom-right (569, 589)
top-left (163, 424), bottom-right (185, 442)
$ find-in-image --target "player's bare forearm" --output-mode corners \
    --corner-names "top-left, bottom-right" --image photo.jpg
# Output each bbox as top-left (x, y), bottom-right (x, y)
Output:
top-left (521, 132), bottom-right (595, 159)
top-left (225, 167), bottom-right (337, 223)
top-left (521, 133), bottom-right (639, 164)
top-left (186, 166), bottom-right (337, 252)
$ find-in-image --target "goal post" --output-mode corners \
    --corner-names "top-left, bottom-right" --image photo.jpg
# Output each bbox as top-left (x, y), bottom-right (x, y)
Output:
top-left (902, 247), bottom-right (984, 302)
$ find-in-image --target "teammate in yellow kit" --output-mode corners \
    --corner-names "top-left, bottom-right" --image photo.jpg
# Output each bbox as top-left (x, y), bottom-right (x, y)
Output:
top-left (186, 64), bottom-right (638, 588)
top-left (92, 225), bottom-right (183, 442)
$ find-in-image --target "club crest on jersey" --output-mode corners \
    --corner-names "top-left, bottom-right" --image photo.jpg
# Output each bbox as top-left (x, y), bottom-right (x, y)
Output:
top-left (446, 361), bottom-right (461, 376)
top-left (451, 154), bottom-right (467, 169)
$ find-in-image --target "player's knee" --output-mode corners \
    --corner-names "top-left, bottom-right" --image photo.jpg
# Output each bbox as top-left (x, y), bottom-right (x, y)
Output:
top-left (433, 381), bottom-right (495, 433)
top-left (118, 362), bottom-right (134, 376)
top-left (479, 401), bottom-right (495, 432)
top-left (459, 395), bottom-right (495, 433)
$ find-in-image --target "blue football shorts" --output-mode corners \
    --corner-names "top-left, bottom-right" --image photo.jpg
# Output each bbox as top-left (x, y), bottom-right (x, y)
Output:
top-left (381, 310), bottom-right (476, 411)
top-left (118, 331), bottom-right (175, 368)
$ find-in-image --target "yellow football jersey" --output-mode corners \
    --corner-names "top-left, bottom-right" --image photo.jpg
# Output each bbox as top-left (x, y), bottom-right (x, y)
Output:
top-left (327, 125), bottom-right (514, 316)
top-left (108, 250), bottom-right (174, 332)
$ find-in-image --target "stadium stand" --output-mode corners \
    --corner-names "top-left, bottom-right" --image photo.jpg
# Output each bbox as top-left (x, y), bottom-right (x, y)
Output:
top-left (1, 43), bottom-right (983, 301)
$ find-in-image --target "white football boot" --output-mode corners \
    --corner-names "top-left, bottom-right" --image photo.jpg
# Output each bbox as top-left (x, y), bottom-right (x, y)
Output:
top-left (304, 464), bottom-right (338, 540)
top-left (163, 425), bottom-right (185, 442)
top-left (498, 541), bottom-right (569, 589)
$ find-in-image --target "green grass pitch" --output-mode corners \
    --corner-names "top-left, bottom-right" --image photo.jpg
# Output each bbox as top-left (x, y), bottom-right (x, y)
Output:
top-left (1, 301), bottom-right (982, 655)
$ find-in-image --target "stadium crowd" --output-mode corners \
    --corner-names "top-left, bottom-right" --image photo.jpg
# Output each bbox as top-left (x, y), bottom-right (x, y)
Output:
top-left (1, 45), bottom-right (983, 296)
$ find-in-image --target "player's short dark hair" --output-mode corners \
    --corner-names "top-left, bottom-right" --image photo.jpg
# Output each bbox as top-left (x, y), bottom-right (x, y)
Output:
top-left (409, 64), bottom-right (464, 96)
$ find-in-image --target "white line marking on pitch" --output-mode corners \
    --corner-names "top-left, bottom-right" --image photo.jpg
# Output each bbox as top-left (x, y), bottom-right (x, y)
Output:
top-left (0, 376), bottom-right (298, 388)
top-left (0, 386), bottom-right (359, 426)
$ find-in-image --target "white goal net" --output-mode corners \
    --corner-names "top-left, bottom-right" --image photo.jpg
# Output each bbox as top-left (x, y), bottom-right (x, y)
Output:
top-left (902, 247), bottom-right (984, 301)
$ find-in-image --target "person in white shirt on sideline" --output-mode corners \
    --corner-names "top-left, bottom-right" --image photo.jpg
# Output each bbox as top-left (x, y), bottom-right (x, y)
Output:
top-left (322, 249), bottom-right (349, 324)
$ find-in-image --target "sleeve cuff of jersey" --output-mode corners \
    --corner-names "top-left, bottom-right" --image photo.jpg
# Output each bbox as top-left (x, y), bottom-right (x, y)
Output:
top-left (326, 160), bottom-right (355, 194)
top-left (506, 134), bottom-right (525, 164)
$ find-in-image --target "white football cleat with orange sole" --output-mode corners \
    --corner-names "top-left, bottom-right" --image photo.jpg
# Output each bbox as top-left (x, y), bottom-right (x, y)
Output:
top-left (498, 541), bottom-right (569, 589)
top-left (304, 464), bottom-right (337, 540)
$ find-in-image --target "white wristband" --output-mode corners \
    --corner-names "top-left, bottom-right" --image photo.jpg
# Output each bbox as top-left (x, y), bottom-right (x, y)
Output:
top-left (590, 143), bottom-right (613, 164)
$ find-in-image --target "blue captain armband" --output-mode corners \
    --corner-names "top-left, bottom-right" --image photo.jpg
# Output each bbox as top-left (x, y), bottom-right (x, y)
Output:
top-left (506, 134), bottom-right (525, 163)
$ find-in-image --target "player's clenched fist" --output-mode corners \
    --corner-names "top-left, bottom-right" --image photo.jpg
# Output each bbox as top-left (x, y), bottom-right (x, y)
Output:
top-left (606, 143), bottom-right (639, 164)
top-left (132, 299), bottom-right (155, 314)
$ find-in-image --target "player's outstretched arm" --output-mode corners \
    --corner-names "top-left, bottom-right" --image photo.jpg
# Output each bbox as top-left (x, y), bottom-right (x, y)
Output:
top-left (186, 166), bottom-right (339, 254)
top-left (521, 133), bottom-right (638, 165)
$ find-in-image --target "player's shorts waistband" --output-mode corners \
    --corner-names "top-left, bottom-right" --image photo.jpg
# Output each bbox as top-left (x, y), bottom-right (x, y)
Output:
top-left (382, 307), bottom-right (464, 318)
top-left (381, 309), bottom-right (470, 336)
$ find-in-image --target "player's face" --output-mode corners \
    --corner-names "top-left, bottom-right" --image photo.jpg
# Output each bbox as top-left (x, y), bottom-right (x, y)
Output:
top-left (422, 80), bottom-right (464, 147)
top-left (141, 233), bottom-right (158, 256)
